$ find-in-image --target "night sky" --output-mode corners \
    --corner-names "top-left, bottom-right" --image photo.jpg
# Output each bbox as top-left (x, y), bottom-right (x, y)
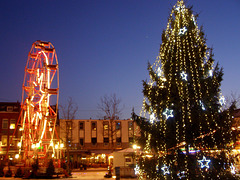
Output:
top-left (0, 0), bottom-right (239, 119)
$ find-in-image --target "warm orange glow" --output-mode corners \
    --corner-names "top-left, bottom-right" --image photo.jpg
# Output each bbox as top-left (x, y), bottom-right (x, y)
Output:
top-left (17, 41), bottom-right (59, 160)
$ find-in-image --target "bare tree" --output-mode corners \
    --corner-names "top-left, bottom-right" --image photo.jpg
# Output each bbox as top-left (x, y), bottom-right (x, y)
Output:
top-left (98, 93), bottom-right (123, 152)
top-left (98, 93), bottom-right (122, 120)
top-left (223, 92), bottom-right (240, 110)
top-left (59, 97), bottom-right (78, 171)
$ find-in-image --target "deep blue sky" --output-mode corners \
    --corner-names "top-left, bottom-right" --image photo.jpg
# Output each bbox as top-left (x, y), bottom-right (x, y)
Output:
top-left (0, 0), bottom-right (239, 119)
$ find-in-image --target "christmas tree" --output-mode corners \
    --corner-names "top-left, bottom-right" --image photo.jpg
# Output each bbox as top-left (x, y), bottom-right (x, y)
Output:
top-left (132, 1), bottom-right (237, 179)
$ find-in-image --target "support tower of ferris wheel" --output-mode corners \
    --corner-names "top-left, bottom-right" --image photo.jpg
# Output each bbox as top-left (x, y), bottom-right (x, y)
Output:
top-left (18, 40), bottom-right (59, 159)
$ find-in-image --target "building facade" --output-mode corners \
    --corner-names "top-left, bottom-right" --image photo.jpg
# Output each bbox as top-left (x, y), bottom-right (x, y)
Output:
top-left (0, 102), bottom-right (21, 160)
top-left (59, 118), bottom-right (140, 168)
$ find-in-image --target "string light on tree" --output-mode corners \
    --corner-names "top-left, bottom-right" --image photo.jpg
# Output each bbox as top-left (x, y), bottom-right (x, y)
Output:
top-left (198, 156), bottom-right (211, 169)
top-left (132, 0), bottom-right (235, 179)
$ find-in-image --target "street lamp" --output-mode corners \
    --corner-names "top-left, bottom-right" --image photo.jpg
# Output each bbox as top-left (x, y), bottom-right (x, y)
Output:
top-left (133, 144), bottom-right (140, 150)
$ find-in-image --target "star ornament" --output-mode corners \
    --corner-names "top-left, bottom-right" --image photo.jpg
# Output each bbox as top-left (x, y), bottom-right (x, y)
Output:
top-left (178, 27), bottom-right (187, 36)
top-left (230, 163), bottom-right (236, 174)
top-left (192, 15), bottom-right (197, 26)
top-left (199, 100), bottom-right (206, 111)
top-left (180, 71), bottom-right (187, 81)
top-left (208, 69), bottom-right (213, 77)
top-left (177, 171), bottom-right (186, 179)
top-left (198, 156), bottom-right (211, 169)
top-left (163, 108), bottom-right (174, 120)
top-left (161, 164), bottom-right (170, 175)
top-left (219, 96), bottom-right (226, 106)
top-left (150, 113), bottom-right (156, 124)
top-left (175, 4), bottom-right (186, 13)
top-left (134, 165), bottom-right (140, 175)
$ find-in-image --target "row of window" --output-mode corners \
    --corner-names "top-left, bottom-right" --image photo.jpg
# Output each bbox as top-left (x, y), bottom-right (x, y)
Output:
top-left (78, 137), bottom-right (134, 146)
top-left (0, 105), bottom-right (19, 112)
top-left (1, 119), bottom-right (16, 129)
top-left (79, 121), bottom-right (134, 131)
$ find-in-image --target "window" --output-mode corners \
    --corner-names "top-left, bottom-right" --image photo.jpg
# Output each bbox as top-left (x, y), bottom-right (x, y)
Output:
top-left (79, 122), bottom-right (84, 130)
top-left (116, 122), bottom-right (121, 130)
top-left (67, 137), bottom-right (71, 143)
top-left (129, 137), bottom-right (134, 144)
top-left (7, 106), bottom-right (13, 112)
top-left (103, 121), bottom-right (109, 137)
top-left (128, 121), bottom-right (133, 131)
top-left (125, 157), bottom-right (132, 163)
top-left (91, 122), bottom-right (97, 131)
top-left (1, 135), bottom-right (7, 146)
top-left (2, 119), bottom-right (8, 129)
top-left (10, 119), bottom-right (16, 129)
top-left (79, 138), bottom-right (84, 146)
top-left (116, 137), bottom-right (121, 143)
top-left (103, 121), bottom-right (109, 131)
top-left (9, 136), bottom-right (14, 146)
top-left (92, 138), bottom-right (97, 145)
top-left (104, 138), bottom-right (109, 143)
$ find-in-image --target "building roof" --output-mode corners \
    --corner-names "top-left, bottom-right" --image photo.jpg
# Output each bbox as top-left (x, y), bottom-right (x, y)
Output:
top-left (0, 102), bottom-right (20, 106)
top-left (0, 102), bottom-right (20, 112)
top-left (234, 109), bottom-right (240, 118)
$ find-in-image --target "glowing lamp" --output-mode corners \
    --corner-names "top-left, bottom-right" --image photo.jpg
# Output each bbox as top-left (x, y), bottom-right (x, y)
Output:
top-left (15, 154), bottom-right (19, 159)
top-left (10, 124), bottom-right (15, 129)
top-left (55, 144), bottom-right (59, 149)
top-left (17, 142), bottom-right (21, 147)
top-left (133, 144), bottom-right (138, 149)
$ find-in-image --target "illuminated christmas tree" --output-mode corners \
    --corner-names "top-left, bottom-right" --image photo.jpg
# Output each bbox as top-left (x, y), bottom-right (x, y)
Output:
top-left (132, 0), bottom-right (237, 179)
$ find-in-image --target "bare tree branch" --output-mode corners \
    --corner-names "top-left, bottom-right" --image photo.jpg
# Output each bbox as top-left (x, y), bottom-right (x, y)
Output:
top-left (60, 97), bottom-right (78, 120)
top-left (98, 93), bottom-right (122, 120)
top-left (223, 92), bottom-right (240, 110)
top-left (98, 93), bottom-right (123, 152)
top-left (59, 97), bottom-right (78, 172)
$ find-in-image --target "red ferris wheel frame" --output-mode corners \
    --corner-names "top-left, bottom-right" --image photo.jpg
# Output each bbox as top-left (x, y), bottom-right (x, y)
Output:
top-left (19, 40), bottom-right (59, 159)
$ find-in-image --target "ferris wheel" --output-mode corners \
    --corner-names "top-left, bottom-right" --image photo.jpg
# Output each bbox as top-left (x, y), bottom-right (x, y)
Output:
top-left (19, 40), bottom-right (59, 159)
